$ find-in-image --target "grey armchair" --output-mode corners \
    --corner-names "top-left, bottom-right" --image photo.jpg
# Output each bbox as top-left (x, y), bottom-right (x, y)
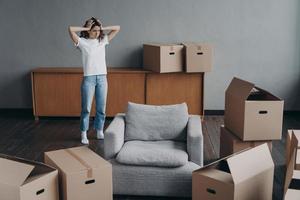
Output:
top-left (104, 103), bottom-right (204, 197)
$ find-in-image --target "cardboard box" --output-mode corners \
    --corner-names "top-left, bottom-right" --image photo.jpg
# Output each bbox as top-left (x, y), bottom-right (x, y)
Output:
top-left (0, 153), bottom-right (58, 200)
top-left (284, 132), bottom-right (300, 199)
top-left (287, 130), bottom-right (300, 170)
top-left (224, 77), bottom-right (284, 141)
top-left (143, 43), bottom-right (184, 73)
top-left (193, 144), bottom-right (274, 200)
top-left (44, 146), bottom-right (112, 200)
top-left (219, 125), bottom-right (272, 158)
top-left (182, 43), bottom-right (213, 72)
top-left (284, 170), bottom-right (300, 200)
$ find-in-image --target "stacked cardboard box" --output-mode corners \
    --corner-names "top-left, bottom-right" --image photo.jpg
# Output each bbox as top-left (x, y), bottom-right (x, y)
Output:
top-left (224, 77), bottom-right (284, 141)
top-left (182, 43), bottom-right (213, 72)
top-left (284, 132), bottom-right (300, 199)
top-left (143, 43), bottom-right (213, 73)
top-left (0, 153), bottom-right (59, 200)
top-left (220, 77), bottom-right (284, 157)
top-left (193, 144), bottom-right (274, 200)
top-left (220, 125), bottom-right (272, 157)
top-left (44, 146), bottom-right (112, 200)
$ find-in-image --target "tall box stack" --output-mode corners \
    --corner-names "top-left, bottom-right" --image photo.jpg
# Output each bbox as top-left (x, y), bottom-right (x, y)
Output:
top-left (44, 146), bottom-right (113, 200)
top-left (182, 43), bottom-right (213, 72)
top-left (220, 77), bottom-right (284, 158)
top-left (0, 154), bottom-right (59, 200)
top-left (143, 43), bottom-right (184, 73)
top-left (284, 132), bottom-right (300, 199)
top-left (193, 144), bottom-right (274, 200)
top-left (220, 125), bottom-right (272, 158)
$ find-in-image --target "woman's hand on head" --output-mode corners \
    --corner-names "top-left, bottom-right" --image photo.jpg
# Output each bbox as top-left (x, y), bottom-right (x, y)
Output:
top-left (86, 19), bottom-right (95, 30)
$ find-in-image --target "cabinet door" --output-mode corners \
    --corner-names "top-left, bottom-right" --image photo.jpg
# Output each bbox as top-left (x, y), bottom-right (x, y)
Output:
top-left (33, 73), bottom-right (96, 116)
top-left (106, 73), bottom-right (146, 116)
top-left (146, 73), bottom-right (204, 115)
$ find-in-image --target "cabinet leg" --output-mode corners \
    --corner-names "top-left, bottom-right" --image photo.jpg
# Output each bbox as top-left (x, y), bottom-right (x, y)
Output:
top-left (34, 116), bottom-right (39, 121)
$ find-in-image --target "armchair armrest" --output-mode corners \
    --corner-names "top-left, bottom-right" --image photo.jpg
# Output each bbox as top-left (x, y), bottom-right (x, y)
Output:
top-left (187, 115), bottom-right (204, 166)
top-left (104, 113), bottom-right (125, 159)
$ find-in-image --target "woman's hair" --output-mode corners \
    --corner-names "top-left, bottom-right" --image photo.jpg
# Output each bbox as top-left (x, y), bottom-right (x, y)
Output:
top-left (80, 17), bottom-right (104, 41)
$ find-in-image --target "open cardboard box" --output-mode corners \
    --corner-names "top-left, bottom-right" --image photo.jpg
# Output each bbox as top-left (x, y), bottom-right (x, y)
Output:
top-left (224, 77), bottom-right (284, 141)
top-left (284, 132), bottom-right (300, 199)
top-left (193, 144), bottom-right (274, 200)
top-left (220, 125), bottom-right (272, 158)
top-left (287, 130), bottom-right (300, 170)
top-left (143, 43), bottom-right (184, 73)
top-left (44, 146), bottom-right (112, 200)
top-left (182, 42), bottom-right (213, 72)
top-left (285, 170), bottom-right (300, 199)
top-left (0, 153), bottom-right (58, 200)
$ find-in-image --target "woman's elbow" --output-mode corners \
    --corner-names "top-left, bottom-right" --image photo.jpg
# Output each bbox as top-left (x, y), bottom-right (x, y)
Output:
top-left (68, 26), bottom-right (73, 32)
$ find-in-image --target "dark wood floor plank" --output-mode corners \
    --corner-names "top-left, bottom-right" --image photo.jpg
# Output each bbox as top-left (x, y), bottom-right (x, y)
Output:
top-left (0, 114), bottom-right (298, 200)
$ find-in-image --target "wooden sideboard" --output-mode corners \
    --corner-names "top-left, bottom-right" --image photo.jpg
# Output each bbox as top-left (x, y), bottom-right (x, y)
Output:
top-left (31, 67), bottom-right (204, 120)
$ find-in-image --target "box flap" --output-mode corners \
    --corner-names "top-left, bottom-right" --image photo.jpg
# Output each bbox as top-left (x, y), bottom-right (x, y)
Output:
top-left (227, 144), bottom-right (274, 184)
top-left (0, 157), bottom-right (34, 186)
top-left (288, 132), bottom-right (299, 165)
top-left (293, 170), bottom-right (300, 179)
top-left (226, 77), bottom-right (255, 100)
top-left (144, 43), bottom-right (183, 47)
top-left (45, 146), bottom-right (110, 176)
top-left (289, 130), bottom-right (300, 148)
top-left (194, 168), bottom-right (234, 184)
top-left (182, 42), bottom-right (212, 47)
top-left (284, 133), bottom-right (299, 194)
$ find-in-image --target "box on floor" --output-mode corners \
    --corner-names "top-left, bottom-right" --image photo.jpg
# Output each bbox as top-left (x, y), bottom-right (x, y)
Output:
top-left (44, 146), bottom-right (112, 200)
top-left (287, 130), bottom-right (300, 170)
top-left (284, 132), bottom-right (300, 199)
top-left (224, 77), bottom-right (284, 141)
top-left (0, 153), bottom-right (58, 200)
top-left (219, 125), bottom-right (272, 158)
top-left (182, 42), bottom-right (213, 72)
top-left (192, 144), bottom-right (274, 200)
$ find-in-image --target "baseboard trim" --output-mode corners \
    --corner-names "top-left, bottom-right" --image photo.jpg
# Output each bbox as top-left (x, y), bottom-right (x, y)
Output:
top-left (204, 110), bottom-right (224, 115)
top-left (0, 109), bottom-right (299, 118)
top-left (0, 108), bottom-right (33, 118)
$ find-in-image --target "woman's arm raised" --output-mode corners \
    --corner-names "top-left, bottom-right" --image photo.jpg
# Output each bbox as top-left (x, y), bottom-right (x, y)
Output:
top-left (102, 25), bottom-right (120, 42)
top-left (68, 21), bottom-right (93, 44)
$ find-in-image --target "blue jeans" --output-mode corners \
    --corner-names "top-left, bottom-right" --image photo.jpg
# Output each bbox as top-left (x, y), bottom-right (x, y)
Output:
top-left (80, 75), bottom-right (108, 132)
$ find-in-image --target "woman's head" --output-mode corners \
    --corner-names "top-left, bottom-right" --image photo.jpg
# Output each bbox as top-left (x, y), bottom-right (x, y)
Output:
top-left (80, 17), bottom-right (104, 40)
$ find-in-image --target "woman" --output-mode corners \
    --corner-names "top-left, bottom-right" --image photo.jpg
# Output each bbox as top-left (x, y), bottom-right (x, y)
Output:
top-left (68, 17), bottom-right (120, 144)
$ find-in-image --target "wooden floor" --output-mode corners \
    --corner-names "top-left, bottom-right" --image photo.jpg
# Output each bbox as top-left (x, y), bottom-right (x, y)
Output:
top-left (0, 113), bottom-right (299, 200)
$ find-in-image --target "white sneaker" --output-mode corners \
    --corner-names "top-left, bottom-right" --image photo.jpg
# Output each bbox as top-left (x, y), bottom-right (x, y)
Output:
top-left (81, 132), bottom-right (89, 145)
top-left (96, 130), bottom-right (104, 139)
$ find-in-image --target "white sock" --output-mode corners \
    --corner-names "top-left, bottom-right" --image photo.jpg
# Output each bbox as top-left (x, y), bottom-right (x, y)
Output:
top-left (81, 131), bottom-right (89, 144)
top-left (96, 130), bottom-right (104, 139)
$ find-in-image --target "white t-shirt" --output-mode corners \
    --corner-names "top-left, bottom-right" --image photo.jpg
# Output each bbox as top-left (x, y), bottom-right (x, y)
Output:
top-left (75, 35), bottom-right (109, 76)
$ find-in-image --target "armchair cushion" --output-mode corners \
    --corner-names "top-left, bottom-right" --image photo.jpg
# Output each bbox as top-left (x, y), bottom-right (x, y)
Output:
top-left (116, 140), bottom-right (188, 167)
top-left (125, 102), bottom-right (189, 141)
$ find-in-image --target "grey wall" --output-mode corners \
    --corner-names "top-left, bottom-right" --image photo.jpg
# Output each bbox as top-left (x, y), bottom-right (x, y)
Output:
top-left (0, 0), bottom-right (300, 110)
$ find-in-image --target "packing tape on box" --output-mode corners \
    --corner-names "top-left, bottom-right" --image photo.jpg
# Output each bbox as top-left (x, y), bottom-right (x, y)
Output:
top-left (65, 149), bottom-right (93, 178)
